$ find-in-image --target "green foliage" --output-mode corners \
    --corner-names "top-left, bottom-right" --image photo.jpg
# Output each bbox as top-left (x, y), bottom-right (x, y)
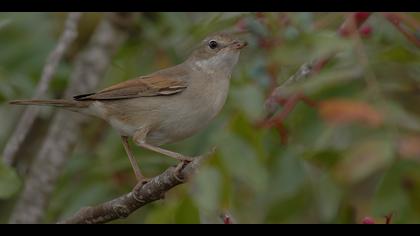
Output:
top-left (0, 159), bottom-right (21, 199)
top-left (1, 12), bottom-right (420, 224)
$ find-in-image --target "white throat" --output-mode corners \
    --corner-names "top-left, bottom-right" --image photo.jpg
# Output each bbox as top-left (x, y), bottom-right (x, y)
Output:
top-left (192, 51), bottom-right (240, 77)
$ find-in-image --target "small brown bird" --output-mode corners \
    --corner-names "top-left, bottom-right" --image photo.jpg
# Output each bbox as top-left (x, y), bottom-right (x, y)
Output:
top-left (10, 32), bottom-right (247, 182)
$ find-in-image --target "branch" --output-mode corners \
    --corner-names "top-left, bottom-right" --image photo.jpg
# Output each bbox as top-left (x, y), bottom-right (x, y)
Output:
top-left (264, 61), bottom-right (316, 115)
top-left (260, 55), bottom-right (333, 144)
top-left (9, 13), bottom-right (138, 224)
top-left (382, 13), bottom-right (420, 48)
top-left (3, 12), bottom-right (82, 166)
top-left (59, 153), bottom-right (210, 224)
top-left (338, 12), bottom-right (371, 37)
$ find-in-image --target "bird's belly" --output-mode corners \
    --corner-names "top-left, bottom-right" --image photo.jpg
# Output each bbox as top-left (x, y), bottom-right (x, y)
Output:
top-left (146, 105), bottom-right (217, 146)
top-left (94, 96), bottom-right (225, 145)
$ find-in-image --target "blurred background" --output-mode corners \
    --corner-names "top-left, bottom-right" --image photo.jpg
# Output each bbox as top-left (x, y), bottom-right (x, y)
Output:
top-left (0, 12), bottom-right (419, 224)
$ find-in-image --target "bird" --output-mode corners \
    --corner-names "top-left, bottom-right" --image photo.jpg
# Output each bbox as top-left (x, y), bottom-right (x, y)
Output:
top-left (10, 32), bottom-right (247, 183)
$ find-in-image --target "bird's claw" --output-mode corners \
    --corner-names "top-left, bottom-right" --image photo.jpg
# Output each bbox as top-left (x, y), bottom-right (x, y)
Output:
top-left (173, 159), bottom-right (191, 182)
top-left (177, 156), bottom-right (194, 163)
top-left (133, 177), bottom-right (150, 192)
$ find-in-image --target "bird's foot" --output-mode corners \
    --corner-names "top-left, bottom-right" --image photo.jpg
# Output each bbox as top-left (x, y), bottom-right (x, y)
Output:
top-left (175, 155), bottom-right (194, 163)
top-left (132, 177), bottom-right (151, 203)
top-left (133, 176), bottom-right (150, 192)
top-left (172, 158), bottom-right (193, 182)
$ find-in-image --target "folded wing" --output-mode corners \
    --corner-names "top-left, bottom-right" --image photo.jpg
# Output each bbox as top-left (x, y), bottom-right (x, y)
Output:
top-left (74, 75), bottom-right (188, 101)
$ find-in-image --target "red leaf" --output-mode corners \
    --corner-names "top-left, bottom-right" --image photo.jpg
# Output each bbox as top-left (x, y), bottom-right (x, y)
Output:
top-left (398, 135), bottom-right (420, 160)
top-left (338, 12), bottom-right (372, 37)
top-left (318, 99), bottom-right (383, 127)
top-left (354, 12), bottom-right (371, 25)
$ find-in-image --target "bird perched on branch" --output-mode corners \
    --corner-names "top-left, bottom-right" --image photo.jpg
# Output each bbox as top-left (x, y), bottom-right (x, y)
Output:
top-left (10, 32), bottom-right (247, 184)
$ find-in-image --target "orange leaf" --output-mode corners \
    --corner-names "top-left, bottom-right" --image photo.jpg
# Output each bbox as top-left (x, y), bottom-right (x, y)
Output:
top-left (318, 99), bottom-right (383, 127)
top-left (398, 135), bottom-right (420, 160)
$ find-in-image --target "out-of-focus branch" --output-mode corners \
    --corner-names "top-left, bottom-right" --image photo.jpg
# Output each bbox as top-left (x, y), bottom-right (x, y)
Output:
top-left (3, 12), bottom-right (82, 166)
top-left (258, 13), bottom-right (375, 144)
top-left (264, 59), bottom-right (321, 116)
top-left (382, 13), bottom-right (420, 48)
top-left (59, 153), bottom-right (210, 224)
top-left (260, 56), bottom-right (331, 144)
top-left (338, 12), bottom-right (371, 37)
top-left (262, 63), bottom-right (318, 144)
top-left (9, 12), bottom-right (138, 224)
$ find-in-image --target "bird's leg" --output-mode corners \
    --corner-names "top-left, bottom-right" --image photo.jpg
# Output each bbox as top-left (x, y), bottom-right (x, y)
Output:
top-left (133, 130), bottom-right (194, 163)
top-left (121, 136), bottom-right (148, 184)
top-left (133, 129), bottom-right (195, 183)
top-left (138, 143), bottom-right (194, 162)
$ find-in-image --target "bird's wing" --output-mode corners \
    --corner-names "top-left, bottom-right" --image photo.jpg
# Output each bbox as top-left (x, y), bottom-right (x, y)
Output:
top-left (73, 74), bottom-right (188, 101)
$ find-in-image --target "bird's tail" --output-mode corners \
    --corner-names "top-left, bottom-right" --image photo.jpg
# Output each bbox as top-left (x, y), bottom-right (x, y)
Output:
top-left (9, 99), bottom-right (83, 108)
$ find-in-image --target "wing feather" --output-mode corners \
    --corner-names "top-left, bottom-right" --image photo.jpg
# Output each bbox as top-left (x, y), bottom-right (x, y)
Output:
top-left (73, 75), bottom-right (188, 101)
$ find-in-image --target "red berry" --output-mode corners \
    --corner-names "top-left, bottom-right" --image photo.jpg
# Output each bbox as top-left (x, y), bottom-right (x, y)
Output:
top-left (354, 12), bottom-right (371, 25)
top-left (223, 215), bottom-right (232, 224)
top-left (362, 217), bottom-right (375, 224)
top-left (359, 25), bottom-right (373, 38)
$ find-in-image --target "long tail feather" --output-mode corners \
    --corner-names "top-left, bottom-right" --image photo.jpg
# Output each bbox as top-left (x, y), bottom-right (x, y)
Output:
top-left (9, 99), bottom-right (80, 107)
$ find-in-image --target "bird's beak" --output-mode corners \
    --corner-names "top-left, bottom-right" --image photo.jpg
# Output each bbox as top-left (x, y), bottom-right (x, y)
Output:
top-left (232, 40), bottom-right (248, 50)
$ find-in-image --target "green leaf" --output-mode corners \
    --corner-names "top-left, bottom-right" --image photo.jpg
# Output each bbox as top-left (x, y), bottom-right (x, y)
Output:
top-left (304, 149), bottom-right (342, 168)
top-left (333, 137), bottom-right (395, 184)
top-left (215, 132), bottom-right (268, 194)
top-left (386, 101), bottom-right (420, 131)
top-left (315, 173), bottom-right (342, 222)
top-left (144, 202), bottom-right (177, 224)
top-left (174, 197), bottom-right (200, 224)
top-left (269, 150), bottom-right (306, 200)
top-left (265, 186), bottom-right (311, 223)
top-left (379, 45), bottom-right (420, 63)
top-left (230, 84), bottom-right (265, 121)
top-left (372, 161), bottom-right (410, 222)
top-left (0, 160), bottom-right (21, 199)
top-left (190, 166), bottom-right (222, 214)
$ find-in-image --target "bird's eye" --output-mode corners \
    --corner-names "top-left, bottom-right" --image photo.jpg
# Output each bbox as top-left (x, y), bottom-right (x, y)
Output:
top-left (208, 40), bottom-right (218, 49)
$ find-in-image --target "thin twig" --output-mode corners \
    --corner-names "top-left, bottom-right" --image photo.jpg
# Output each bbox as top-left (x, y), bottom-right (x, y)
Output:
top-left (264, 61), bottom-right (315, 115)
top-left (382, 13), bottom-right (420, 48)
top-left (3, 12), bottom-right (82, 166)
top-left (59, 153), bottom-right (211, 224)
